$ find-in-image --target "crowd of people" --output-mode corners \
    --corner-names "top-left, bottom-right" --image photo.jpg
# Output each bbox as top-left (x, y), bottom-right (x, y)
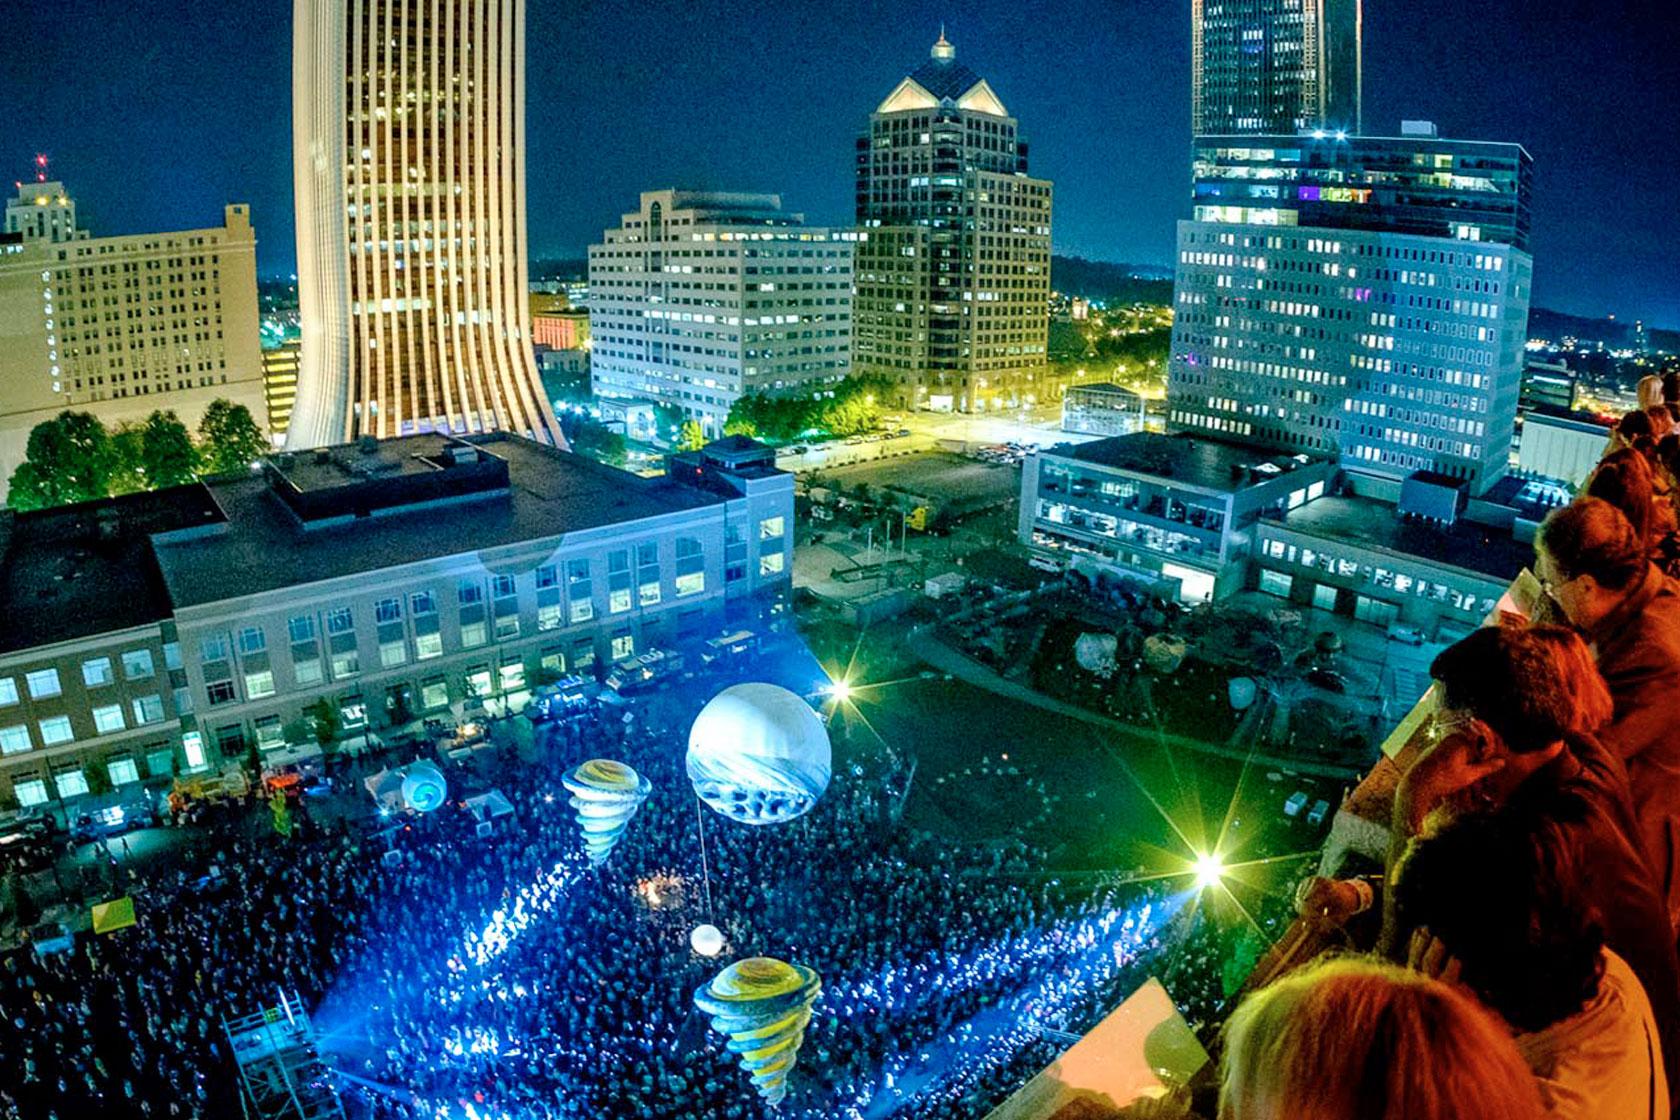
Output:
top-left (1220, 370), bottom-right (1680, 1120)
top-left (0, 674), bottom-right (1285, 1120)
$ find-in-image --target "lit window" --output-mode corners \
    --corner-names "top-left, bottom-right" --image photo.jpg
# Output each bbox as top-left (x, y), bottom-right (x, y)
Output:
top-left (132, 695), bottom-right (165, 725)
top-left (0, 725), bottom-right (30, 755)
top-left (26, 668), bottom-right (61, 699)
top-left (121, 649), bottom-right (154, 679)
top-left (0, 678), bottom-right (15, 706)
top-left (460, 621), bottom-right (488, 649)
top-left (416, 632), bottom-right (443, 660)
top-left (53, 770), bottom-right (89, 799)
top-left (244, 671), bottom-right (276, 699)
top-left (330, 649), bottom-right (360, 678)
top-left (760, 552), bottom-right (786, 576)
top-left (759, 516), bottom-right (785, 540)
top-left (108, 758), bottom-right (141, 786)
top-left (39, 715), bottom-right (74, 745)
top-left (14, 779), bottom-right (49, 808)
top-left (380, 639), bottom-right (408, 668)
top-left (92, 704), bottom-right (126, 734)
top-left (420, 678), bottom-right (449, 710)
top-left (499, 662), bottom-right (526, 692)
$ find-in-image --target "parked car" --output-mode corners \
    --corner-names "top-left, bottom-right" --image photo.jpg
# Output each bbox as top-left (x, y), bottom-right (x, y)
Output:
top-left (1386, 623), bottom-right (1428, 646)
top-left (69, 797), bottom-right (157, 844)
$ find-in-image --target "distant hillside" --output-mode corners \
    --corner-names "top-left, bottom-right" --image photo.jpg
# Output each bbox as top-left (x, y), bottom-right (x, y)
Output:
top-left (1529, 306), bottom-right (1676, 351)
top-left (1050, 257), bottom-right (1173, 304)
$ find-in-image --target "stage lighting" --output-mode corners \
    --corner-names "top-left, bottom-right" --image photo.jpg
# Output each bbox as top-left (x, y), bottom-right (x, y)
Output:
top-left (1193, 853), bottom-right (1224, 891)
top-left (828, 679), bottom-right (852, 703)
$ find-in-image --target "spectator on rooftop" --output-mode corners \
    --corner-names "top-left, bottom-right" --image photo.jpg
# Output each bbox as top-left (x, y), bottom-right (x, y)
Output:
top-left (1537, 499), bottom-right (1680, 926)
top-left (1388, 623), bottom-right (1680, 1107)
top-left (1393, 810), bottom-right (1667, 1119)
top-left (1219, 956), bottom-right (1544, 1120)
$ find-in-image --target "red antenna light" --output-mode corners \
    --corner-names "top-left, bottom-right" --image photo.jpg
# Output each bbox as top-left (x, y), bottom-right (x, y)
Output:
top-left (34, 154), bottom-right (48, 183)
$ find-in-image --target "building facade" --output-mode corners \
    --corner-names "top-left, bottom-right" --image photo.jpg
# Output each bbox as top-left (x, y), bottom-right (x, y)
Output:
top-left (1061, 382), bottom-right (1146, 437)
top-left (1516, 408), bottom-right (1611, 489)
top-left (1252, 495), bottom-right (1521, 633)
top-left (5, 179), bottom-right (82, 244)
top-left (1167, 131), bottom-right (1535, 496)
top-left (0, 434), bottom-right (792, 809)
top-left (289, 0), bottom-right (561, 448)
top-left (262, 340), bottom-right (301, 445)
top-left (852, 34), bottom-right (1052, 413)
top-left (1018, 431), bottom-right (1334, 602)
top-left (1192, 0), bottom-right (1362, 136)
top-left (0, 202), bottom-right (265, 497)
top-left (589, 191), bottom-right (856, 436)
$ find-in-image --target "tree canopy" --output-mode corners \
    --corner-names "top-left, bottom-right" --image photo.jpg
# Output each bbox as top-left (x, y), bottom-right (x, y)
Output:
top-left (198, 400), bottom-right (266, 476)
top-left (6, 401), bottom-right (261, 512)
top-left (723, 377), bottom-right (891, 444)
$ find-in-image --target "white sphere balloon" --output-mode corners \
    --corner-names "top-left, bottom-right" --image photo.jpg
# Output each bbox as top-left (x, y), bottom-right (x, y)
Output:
top-left (690, 923), bottom-right (726, 957)
top-left (401, 761), bottom-right (448, 813)
top-left (687, 683), bottom-right (832, 825)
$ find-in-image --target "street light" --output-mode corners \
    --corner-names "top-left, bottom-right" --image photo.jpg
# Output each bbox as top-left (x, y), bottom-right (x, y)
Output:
top-left (1192, 852), bottom-right (1224, 891)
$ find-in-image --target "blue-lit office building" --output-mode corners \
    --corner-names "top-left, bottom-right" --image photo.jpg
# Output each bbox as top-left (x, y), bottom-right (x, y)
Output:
top-left (1166, 125), bottom-right (1534, 496)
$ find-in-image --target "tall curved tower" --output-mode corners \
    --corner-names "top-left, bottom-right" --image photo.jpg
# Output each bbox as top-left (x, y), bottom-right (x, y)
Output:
top-left (290, 0), bottom-right (563, 448)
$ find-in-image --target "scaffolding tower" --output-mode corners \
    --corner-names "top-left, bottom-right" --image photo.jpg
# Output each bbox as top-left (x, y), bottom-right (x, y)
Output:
top-left (222, 988), bottom-right (346, 1120)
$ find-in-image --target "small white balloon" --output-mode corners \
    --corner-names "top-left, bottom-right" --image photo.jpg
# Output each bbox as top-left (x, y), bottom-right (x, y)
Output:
top-left (690, 924), bottom-right (726, 957)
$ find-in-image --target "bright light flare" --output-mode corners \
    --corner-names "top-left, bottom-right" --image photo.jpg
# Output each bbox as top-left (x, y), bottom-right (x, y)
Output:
top-left (1192, 852), bottom-right (1225, 891)
top-left (827, 679), bottom-right (852, 703)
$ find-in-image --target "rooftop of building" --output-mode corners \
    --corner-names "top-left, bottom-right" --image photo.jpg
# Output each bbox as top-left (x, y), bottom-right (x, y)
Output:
top-left (877, 34), bottom-right (1009, 118)
top-left (0, 485), bottom-right (224, 655)
top-left (1268, 494), bottom-right (1532, 582)
top-left (148, 433), bottom-right (739, 609)
top-left (1522, 403), bottom-right (1614, 432)
top-left (1065, 381), bottom-right (1143, 399)
top-left (1192, 130), bottom-right (1533, 161)
top-left (1047, 432), bottom-right (1327, 494)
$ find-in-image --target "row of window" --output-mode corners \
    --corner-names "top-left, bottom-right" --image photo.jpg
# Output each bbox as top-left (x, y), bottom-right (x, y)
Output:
top-left (0, 646), bottom-right (158, 705)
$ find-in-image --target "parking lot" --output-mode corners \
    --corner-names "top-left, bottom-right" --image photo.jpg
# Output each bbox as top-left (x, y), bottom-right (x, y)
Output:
top-left (814, 451), bottom-right (1022, 514)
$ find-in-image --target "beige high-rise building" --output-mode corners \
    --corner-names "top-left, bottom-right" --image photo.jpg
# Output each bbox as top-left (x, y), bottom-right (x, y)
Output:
top-left (0, 200), bottom-right (265, 497)
top-left (853, 34), bottom-right (1052, 413)
top-left (289, 0), bottom-right (562, 448)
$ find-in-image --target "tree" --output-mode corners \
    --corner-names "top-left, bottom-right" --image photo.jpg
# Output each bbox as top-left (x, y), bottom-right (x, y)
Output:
top-left (107, 424), bottom-right (148, 496)
top-left (722, 415), bottom-right (759, 438)
top-left (304, 697), bottom-right (341, 748)
top-left (677, 419), bottom-right (708, 451)
top-left (141, 410), bottom-right (200, 488)
top-left (198, 399), bottom-right (266, 475)
top-left (6, 411), bottom-right (116, 510)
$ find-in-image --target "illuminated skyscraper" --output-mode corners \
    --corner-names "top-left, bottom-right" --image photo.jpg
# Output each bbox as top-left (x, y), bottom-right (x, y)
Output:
top-left (1192, 0), bottom-right (1362, 136)
top-left (1167, 129), bottom-right (1534, 495)
top-left (852, 33), bottom-right (1052, 413)
top-left (289, 0), bottom-right (561, 448)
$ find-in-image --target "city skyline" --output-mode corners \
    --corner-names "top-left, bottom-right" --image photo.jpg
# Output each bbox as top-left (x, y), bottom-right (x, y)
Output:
top-left (1, 0), bottom-right (1676, 328)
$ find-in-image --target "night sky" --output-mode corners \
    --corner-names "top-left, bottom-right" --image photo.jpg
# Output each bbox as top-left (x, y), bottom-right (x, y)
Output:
top-left (2, 0), bottom-right (1675, 324)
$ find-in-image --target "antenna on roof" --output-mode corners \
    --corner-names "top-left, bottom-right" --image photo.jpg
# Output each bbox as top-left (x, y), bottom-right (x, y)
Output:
top-left (34, 154), bottom-right (48, 183)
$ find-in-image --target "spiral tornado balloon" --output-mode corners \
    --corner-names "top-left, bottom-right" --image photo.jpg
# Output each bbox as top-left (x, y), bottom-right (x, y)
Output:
top-left (561, 759), bottom-right (651, 866)
top-left (694, 957), bottom-right (822, 1106)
